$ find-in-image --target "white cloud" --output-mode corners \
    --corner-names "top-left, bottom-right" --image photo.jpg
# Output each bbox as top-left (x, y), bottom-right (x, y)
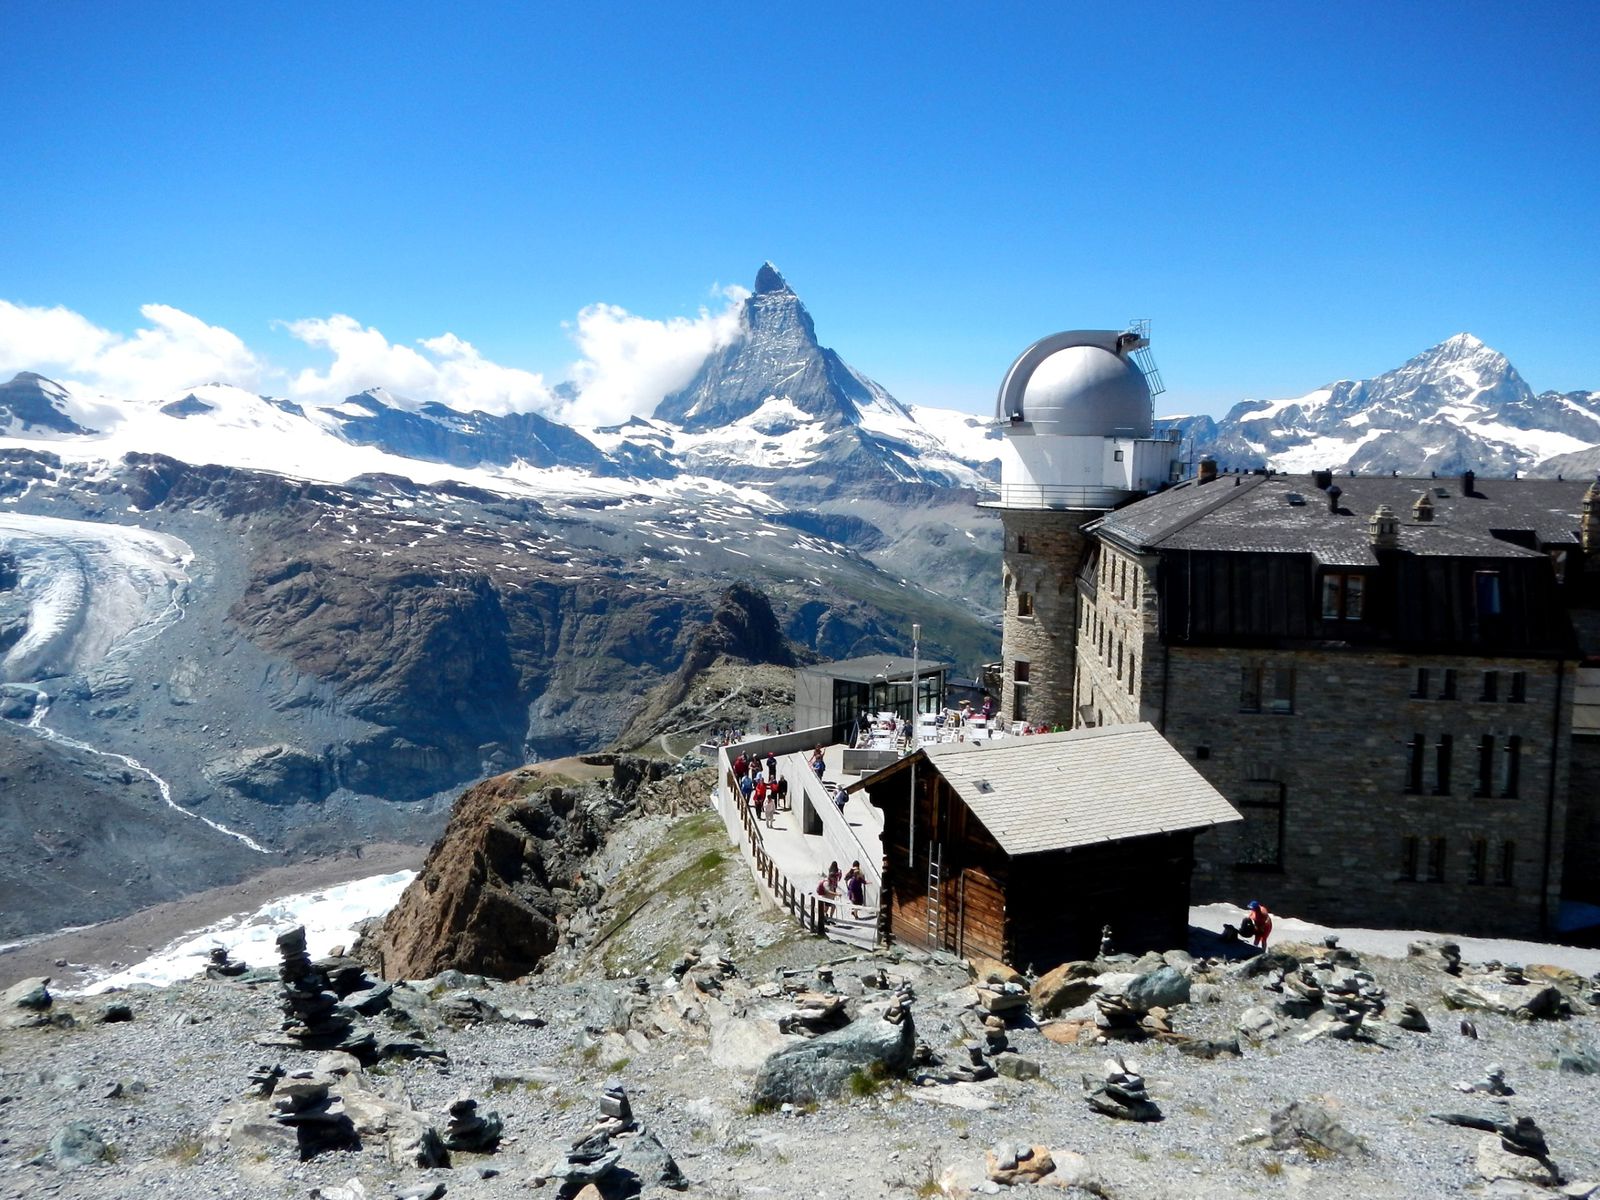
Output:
top-left (560, 286), bottom-right (749, 426)
top-left (0, 300), bottom-right (263, 402)
top-left (0, 283), bottom-right (752, 426)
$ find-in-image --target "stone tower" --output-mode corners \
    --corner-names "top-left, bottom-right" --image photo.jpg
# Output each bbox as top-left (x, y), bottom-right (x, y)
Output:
top-left (988, 330), bottom-right (1178, 728)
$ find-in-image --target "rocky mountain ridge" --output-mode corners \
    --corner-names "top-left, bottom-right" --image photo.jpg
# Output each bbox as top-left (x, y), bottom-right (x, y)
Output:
top-left (1169, 333), bottom-right (1600, 478)
top-left (0, 445), bottom-right (996, 941)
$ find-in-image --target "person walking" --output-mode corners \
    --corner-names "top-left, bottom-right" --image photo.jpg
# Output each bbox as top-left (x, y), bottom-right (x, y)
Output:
top-left (844, 861), bottom-right (868, 918)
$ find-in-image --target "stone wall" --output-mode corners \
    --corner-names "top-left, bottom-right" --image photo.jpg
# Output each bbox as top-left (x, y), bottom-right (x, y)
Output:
top-left (998, 509), bottom-right (1096, 729)
top-left (1165, 645), bottom-right (1572, 938)
top-left (1074, 546), bottom-right (1160, 728)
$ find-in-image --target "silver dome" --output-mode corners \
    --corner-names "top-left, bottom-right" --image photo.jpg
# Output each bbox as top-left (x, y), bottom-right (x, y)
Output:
top-left (996, 330), bottom-right (1153, 437)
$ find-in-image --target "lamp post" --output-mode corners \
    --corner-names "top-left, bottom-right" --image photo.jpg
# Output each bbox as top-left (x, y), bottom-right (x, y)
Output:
top-left (907, 622), bottom-right (920, 867)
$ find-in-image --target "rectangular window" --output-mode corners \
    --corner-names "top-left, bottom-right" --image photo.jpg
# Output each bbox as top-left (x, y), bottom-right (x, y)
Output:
top-left (1440, 668), bottom-right (1457, 700)
top-left (1500, 735), bottom-right (1521, 798)
top-left (1476, 570), bottom-right (1503, 616)
top-left (1240, 666), bottom-right (1263, 713)
top-left (1017, 591), bottom-right (1034, 617)
top-left (1550, 548), bottom-right (1569, 583)
top-left (1113, 448), bottom-right (1125, 462)
top-left (1433, 734), bottom-right (1453, 795)
top-left (1411, 667), bottom-right (1430, 699)
top-left (1469, 838), bottom-right (1489, 885)
top-left (1013, 660), bottom-right (1030, 683)
top-left (1268, 668), bottom-right (1295, 713)
top-left (1400, 836), bottom-right (1420, 882)
top-left (1510, 671), bottom-right (1526, 703)
top-left (1013, 683), bottom-right (1029, 721)
top-left (1405, 733), bottom-right (1424, 794)
top-left (1015, 533), bottom-right (1031, 555)
top-left (1235, 780), bottom-right (1286, 870)
top-left (1481, 670), bottom-right (1499, 702)
top-left (1115, 641), bottom-right (1124, 680)
top-left (1477, 735), bottom-right (1495, 796)
top-left (1426, 837), bottom-right (1447, 883)
top-left (1499, 841), bottom-right (1516, 886)
top-left (1321, 572), bottom-right (1365, 620)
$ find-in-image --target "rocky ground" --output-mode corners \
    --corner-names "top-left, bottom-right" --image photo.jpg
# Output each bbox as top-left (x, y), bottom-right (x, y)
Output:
top-left (3, 785), bottom-right (1599, 1200)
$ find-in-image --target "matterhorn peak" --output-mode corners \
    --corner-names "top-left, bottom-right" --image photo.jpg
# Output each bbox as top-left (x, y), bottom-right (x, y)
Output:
top-left (753, 261), bottom-right (792, 295)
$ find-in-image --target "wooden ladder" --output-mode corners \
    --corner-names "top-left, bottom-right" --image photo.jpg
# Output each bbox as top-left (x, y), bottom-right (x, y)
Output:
top-left (925, 842), bottom-right (943, 950)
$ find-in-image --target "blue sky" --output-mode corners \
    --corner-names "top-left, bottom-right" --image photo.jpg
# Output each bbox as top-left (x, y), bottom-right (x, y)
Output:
top-left (2, 3), bottom-right (1596, 420)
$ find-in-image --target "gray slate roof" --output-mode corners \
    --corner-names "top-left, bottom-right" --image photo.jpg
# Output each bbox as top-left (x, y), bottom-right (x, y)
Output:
top-left (1089, 473), bottom-right (1592, 566)
top-left (857, 722), bottom-right (1240, 857)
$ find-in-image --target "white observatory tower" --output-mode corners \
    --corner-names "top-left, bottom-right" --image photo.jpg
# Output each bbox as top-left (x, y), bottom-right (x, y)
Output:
top-left (988, 327), bottom-right (1178, 728)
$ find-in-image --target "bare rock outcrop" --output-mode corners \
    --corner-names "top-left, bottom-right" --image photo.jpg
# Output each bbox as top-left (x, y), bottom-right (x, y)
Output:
top-left (364, 769), bottom-right (625, 981)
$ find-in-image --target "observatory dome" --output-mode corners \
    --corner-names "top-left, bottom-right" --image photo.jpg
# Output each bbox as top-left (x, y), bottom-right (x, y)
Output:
top-left (996, 332), bottom-right (1154, 438)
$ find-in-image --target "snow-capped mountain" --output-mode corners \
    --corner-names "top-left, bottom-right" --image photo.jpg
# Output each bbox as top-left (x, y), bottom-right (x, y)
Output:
top-left (1168, 334), bottom-right (1600, 477)
top-left (0, 265), bottom-right (998, 506)
top-left (647, 263), bottom-right (996, 496)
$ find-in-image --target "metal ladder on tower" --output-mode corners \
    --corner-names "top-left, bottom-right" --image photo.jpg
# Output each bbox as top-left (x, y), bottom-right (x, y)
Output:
top-left (925, 842), bottom-right (943, 950)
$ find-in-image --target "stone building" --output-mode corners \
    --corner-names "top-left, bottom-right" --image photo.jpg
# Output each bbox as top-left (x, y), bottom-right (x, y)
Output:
top-left (1072, 469), bottom-right (1600, 937)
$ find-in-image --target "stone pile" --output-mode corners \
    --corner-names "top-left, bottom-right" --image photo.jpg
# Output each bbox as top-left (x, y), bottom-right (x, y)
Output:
top-left (1454, 1064), bottom-right (1514, 1096)
top-left (260, 927), bottom-right (374, 1059)
top-left (266, 1072), bottom-right (358, 1158)
top-left (543, 1084), bottom-right (686, 1197)
top-left (987, 1141), bottom-right (1056, 1185)
top-left (1085, 1055), bottom-right (1161, 1122)
top-left (777, 990), bottom-right (848, 1036)
top-left (1432, 1112), bottom-right (1563, 1186)
top-left (443, 1092), bottom-right (503, 1153)
top-left (204, 946), bottom-right (247, 979)
top-left (209, 1064), bottom-right (446, 1167)
top-left (1409, 939), bottom-right (1463, 975)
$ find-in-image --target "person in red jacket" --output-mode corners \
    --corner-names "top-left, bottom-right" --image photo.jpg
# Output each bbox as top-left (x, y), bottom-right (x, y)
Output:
top-left (1245, 900), bottom-right (1273, 950)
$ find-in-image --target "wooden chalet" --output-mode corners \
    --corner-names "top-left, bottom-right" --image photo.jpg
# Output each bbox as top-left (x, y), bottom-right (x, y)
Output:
top-left (849, 723), bottom-right (1241, 969)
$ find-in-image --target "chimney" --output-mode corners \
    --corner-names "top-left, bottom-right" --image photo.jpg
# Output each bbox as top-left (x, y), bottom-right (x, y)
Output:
top-left (1370, 504), bottom-right (1400, 549)
top-left (1327, 484), bottom-right (1342, 514)
top-left (1583, 476), bottom-right (1600, 553)
top-left (1462, 469), bottom-right (1476, 497)
top-left (1312, 469), bottom-right (1333, 490)
top-left (1412, 492), bottom-right (1434, 522)
top-left (1198, 458), bottom-right (1218, 484)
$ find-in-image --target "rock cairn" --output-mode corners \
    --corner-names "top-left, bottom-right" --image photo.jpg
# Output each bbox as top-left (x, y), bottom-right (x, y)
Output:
top-left (261, 926), bottom-right (375, 1061)
top-left (444, 1092), bottom-right (503, 1153)
top-left (1085, 1056), bottom-right (1161, 1121)
top-left (204, 946), bottom-right (248, 979)
top-left (544, 1084), bottom-right (686, 1196)
top-left (267, 1071), bottom-right (358, 1158)
top-left (1433, 1112), bottom-right (1562, 1186)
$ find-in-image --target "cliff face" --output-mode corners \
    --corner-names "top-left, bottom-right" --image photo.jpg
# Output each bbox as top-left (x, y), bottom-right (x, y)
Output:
top-left (366, 769), bottom-right (617, 981)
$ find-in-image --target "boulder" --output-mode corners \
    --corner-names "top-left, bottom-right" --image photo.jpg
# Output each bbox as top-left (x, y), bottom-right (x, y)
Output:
top-left (1477, 1135), bottom-right (1559, 1186)
top-left (1558, 1046), bottom-right (1600, 1075)
top-left (4, 977), bottom-right (51, 1010)
top-left (968, 956), bottom-right (1025, 987)
top-left (205, 743), bottom-right (331, 804)
top-left (48, 1122), bottom-right (108, 1171)
top-left (1238, 1006), bottom-right (1280, 1040)
top-left (1030, 962), bottom-right (1100, 1018)
top-left (749, 1005), bottom-right (915, 1108)
top-left (1122, 965), bottom-right (1190, 1013)
top-left (1269, 1101), bottom-right (1365, 1157)
top-left (1443, 982), bottom-right (1563, 1020)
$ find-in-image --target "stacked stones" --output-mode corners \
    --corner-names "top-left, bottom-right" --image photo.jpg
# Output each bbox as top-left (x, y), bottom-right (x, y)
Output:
top-left (267, 1071), bottom-right (356, 1157)
top-left (544, 1085), bottom-right (686, 1196)
top-left (1085, 1056), bottom-right (1161, 1122)
top-left (1408, 939), bottom-right (1463, 975)
top-left (1454, 1064), bottom-right (1514, 1096)
top-left (443, 1092), bottom-right (503, 1153)
top-left (204, 946), bottom-right (247, 979)
top-left (1433, 1113), bottom-right (1562, 1186)
top-left (267, 926), bottom-right (374, 1061)
top-left (777, 991), bottom-right (848, 1036)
